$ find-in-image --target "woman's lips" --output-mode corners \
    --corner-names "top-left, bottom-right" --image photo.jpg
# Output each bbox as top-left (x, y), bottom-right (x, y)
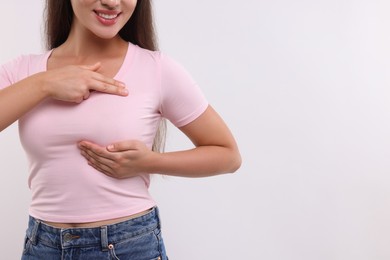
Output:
top-left (94, 10), bottom-right (121, 26)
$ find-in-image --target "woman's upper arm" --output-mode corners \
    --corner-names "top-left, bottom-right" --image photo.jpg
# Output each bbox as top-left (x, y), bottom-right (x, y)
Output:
top-left (179, 105), bottom-right (239, 150)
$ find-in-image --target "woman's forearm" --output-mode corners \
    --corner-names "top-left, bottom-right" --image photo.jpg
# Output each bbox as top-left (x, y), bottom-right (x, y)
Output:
top-left (150, 145), bottom-right (241, 177)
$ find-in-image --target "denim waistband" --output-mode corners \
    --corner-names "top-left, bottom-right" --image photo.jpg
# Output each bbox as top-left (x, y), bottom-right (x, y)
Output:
top-left (26, 207), bottom-right (160, 250)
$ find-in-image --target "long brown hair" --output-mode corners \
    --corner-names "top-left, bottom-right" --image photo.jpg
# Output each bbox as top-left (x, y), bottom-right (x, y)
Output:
top-left (45, 0), bottom-right (158, 51)
top-left (44, 0), bottom-right (165, 152)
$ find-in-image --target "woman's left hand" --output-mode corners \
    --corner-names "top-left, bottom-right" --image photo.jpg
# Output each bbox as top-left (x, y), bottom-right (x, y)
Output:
top-left (78, 140), bottom-right (155, 179)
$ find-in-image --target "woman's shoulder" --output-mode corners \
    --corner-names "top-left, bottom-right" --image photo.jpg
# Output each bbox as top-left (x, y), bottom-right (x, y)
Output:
top-left (1, 51), bottom-right (51, 70)
top-left (130, 43), bottom-right (162, 61)
top-left (131, 44), bottom-right (187, 70)
top-left (0, 50), bottom-right (52, 83)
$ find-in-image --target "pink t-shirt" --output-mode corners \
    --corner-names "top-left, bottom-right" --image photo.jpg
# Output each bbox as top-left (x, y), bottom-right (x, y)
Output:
top-left (0, 43), bottom-right (208, 222)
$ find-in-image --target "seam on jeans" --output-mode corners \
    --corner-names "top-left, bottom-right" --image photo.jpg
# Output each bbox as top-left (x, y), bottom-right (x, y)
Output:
top-left (153, 228), bottom-right (163, 258)
top-left (108, 244), bottom-right (120, 260)
top-left (110, 224), bottom-right (158, 246)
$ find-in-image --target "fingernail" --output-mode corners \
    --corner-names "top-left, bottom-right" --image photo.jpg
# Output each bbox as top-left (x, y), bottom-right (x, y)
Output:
top-left (107, 144), bottom-right (114, 150)
top-left (118, 81), bottom-right (126, 87)
top-left (121, 89), bottom-right (129, 95)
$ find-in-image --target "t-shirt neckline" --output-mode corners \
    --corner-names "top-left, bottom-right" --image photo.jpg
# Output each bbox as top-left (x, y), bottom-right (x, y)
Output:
top-left (42, 42), bottom-right (134, 80)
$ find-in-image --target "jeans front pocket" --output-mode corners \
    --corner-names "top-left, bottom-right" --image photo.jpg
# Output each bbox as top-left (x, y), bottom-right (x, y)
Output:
top-left (110, 229), bottom-right (161, 260)
top-left (22, 235), bottom-right (32, 255)
top-left (152, 228), bottom-right (168, 260)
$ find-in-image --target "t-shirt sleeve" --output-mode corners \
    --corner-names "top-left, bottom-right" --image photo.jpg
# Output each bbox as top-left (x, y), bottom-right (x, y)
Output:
top-left (0, 56), bottom-right (24, 90)
top-left (0, 64), bottom-right (13, 90)
top-left (159, 54), bottom-right (209, 128)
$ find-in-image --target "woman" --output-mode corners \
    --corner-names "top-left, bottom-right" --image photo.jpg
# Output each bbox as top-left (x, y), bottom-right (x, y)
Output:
top-left (0, 0), bottom-right (241, 259)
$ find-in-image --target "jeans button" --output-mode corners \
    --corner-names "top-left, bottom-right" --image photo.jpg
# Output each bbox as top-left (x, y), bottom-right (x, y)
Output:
top-left (63, 233), bottom-right (77, 242)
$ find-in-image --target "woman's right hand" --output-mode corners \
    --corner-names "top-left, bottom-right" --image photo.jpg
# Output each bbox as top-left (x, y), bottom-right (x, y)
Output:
top-left (41, 62), bottom-right (128, 103)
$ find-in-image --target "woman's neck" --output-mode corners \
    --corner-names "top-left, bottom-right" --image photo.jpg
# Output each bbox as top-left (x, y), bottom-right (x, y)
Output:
top-left (48, 31), bottom-right (129, 78)
top-left (59, 26), bottom-right (127, 59)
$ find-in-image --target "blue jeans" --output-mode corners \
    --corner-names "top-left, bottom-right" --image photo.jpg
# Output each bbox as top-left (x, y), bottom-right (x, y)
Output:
top-left (21, 207), bottom-right (168, 260)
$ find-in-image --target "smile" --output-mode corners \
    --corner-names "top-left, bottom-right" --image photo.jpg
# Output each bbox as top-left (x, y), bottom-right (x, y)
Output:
top-left (97, 13), bottom-right (119, 20)
top-left (94, 10), bottom-right (122, 26)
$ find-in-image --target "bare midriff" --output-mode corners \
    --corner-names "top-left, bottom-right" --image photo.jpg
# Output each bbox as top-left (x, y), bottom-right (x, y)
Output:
top-left (42, 208), bottom-right (153, 228)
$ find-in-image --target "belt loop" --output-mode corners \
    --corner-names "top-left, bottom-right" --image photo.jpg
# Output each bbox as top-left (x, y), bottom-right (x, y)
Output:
top-left (100, 226), bottom-right (109, 251)
top-left (30, 218), bottom-right (41, 246)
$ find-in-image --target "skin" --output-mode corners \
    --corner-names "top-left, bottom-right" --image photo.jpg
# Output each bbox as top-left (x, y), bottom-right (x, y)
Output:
top-left (0, 0), bottom-right (241, 227)
top-left (0, 0), bottom-right (132, 131)
top-left (78, 106), bottom-right (241, 178)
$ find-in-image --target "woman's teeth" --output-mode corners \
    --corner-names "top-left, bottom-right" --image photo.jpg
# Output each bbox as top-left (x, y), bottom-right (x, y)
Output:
top-left (98, 13), bottom-right (118, 20)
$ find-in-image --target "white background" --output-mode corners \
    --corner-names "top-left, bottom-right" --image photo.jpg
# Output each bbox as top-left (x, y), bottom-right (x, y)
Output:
top-left (1, 1), bottom-right (390, 259)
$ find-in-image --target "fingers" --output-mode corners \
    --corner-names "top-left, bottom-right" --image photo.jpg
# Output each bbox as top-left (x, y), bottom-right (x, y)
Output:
top-left (88, 160), bottom-right (115, 178)
top-left (82, 150), bottom-right (118, 178)
top-left (78, 140), bottom-right (145, 179)
top-left (78, 63), bottom-right (129, 97)
top-left (94, 81), bottom-right (128, 96)
top-left (82, 149), bottom-right (114, 171)
top-left (107, 140), bottom-right (139, 152)
top-left (79, 142), bottom-right (115, 165)
top-left (79, 141), bottom-right (112, 159)
top-left (78, 141), bottom-right (125, 178)
top-left (83, 91), bottom-right (91, 100)
top-left (87, 72), bottom-right (128, 97)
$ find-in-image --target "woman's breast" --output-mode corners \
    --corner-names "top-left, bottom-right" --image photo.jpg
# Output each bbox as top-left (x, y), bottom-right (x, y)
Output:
top-left (19, 90), bottom-right (161, 162)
